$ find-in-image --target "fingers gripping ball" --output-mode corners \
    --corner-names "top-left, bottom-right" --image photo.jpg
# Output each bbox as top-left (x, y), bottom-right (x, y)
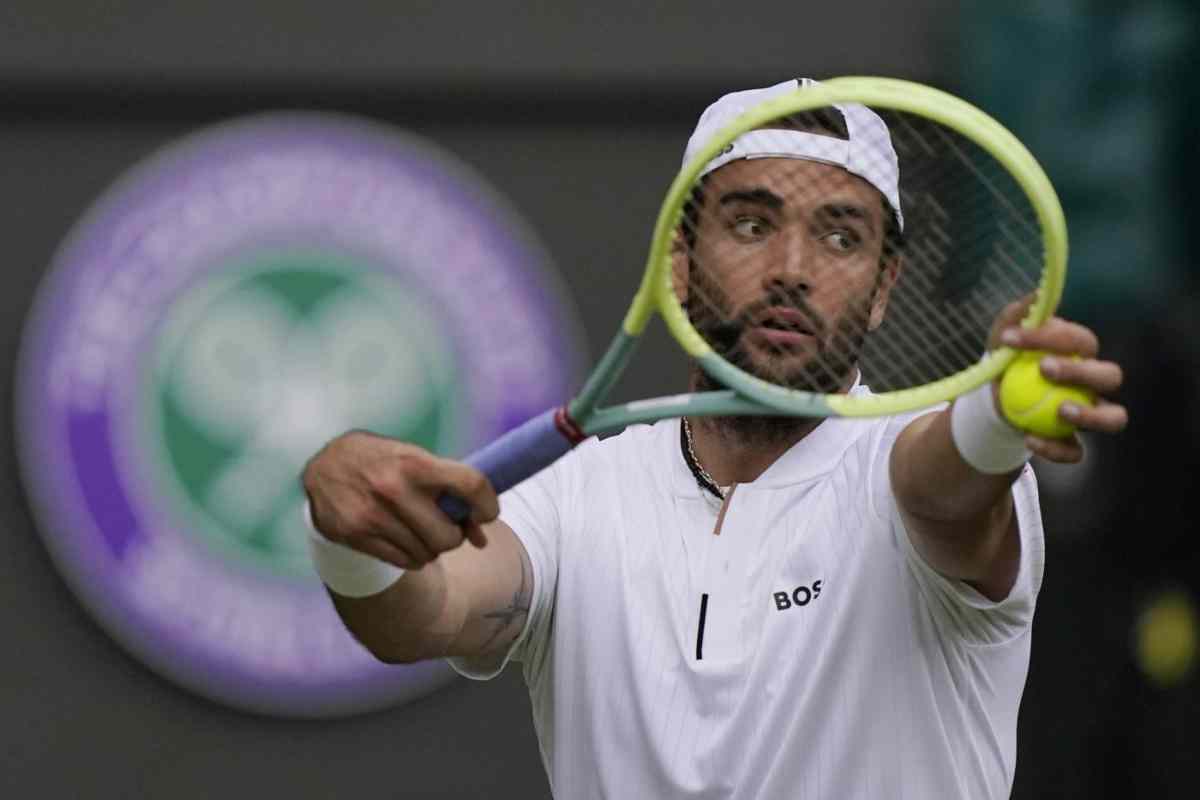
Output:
top-left (999, 350), bottom-right (1094, 438)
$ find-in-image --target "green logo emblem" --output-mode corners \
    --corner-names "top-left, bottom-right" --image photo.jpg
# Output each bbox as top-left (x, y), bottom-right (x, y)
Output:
top-left (148, 256), bottom-right (461, 577)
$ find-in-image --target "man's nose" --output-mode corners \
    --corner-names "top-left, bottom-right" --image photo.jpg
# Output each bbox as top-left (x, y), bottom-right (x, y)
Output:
top-left (761, 229), bottom-right (811, 295)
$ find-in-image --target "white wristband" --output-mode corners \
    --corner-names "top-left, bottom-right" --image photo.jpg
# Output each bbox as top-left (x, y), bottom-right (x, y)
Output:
top-left (304, 501), bottom-right (405, 598)
top-left (950, 382), bottom-right (1031, 474)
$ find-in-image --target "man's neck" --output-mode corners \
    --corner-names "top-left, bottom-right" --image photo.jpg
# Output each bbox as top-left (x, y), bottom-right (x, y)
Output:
top-left (688, 414), bottom-right (820, 486)
top-left (684, 367), bottom-right (859, 487)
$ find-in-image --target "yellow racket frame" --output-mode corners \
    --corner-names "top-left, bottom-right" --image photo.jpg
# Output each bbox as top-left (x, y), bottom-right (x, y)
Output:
top-left (619, 76), bottom-right (1067, 419)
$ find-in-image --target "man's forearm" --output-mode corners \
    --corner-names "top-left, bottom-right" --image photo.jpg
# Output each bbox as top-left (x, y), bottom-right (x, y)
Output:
top-left (329, 561), bottom-right (462, 664)
top-left (892, 407), bottom-right (1020, 525)
top-left (890, 406), bottom-right (1023, 600)
top-left (303, 429), bottom-right (532, 665)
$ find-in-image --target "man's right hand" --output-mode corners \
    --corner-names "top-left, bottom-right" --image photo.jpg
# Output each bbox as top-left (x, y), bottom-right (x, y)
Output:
top-left (302, 431), bottom-right (532, 666)
top-left (301, 431), bottom-right (500, 570)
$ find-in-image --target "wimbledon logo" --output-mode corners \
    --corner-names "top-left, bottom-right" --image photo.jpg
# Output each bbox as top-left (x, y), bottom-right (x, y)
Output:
top-left (15, 114), bottom-right (583, 717)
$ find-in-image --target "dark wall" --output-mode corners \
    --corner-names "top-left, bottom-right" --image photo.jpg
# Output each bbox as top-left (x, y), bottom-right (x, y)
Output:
top-left (1, 1), bottom-right (950, 85)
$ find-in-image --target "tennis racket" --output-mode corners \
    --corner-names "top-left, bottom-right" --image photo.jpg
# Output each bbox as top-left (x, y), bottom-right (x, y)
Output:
top-left (438, 76), bottom-right (1067, 521)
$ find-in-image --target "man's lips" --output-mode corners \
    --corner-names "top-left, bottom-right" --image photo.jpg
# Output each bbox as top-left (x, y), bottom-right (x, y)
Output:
top-left (699, 305), bottom-right (822, 352)
top-left (757, 306), bottom-right (817, 332)
top-left (747, 326), bottom-right (815, 350)
top-left (746, 307), bottom-right (820, 346)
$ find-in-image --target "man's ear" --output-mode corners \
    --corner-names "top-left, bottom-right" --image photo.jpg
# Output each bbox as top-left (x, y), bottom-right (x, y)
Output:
top-left (868, 255), bottom-right (902, 331)
top-left (671, 229), bottom-right (689, 304)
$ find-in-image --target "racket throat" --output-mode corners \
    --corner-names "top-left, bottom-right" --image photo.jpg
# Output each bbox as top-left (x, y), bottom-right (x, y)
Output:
top-left (568, 330), bottom-right (643, 421)
top-left (553, 406), bottom-right (587, 445)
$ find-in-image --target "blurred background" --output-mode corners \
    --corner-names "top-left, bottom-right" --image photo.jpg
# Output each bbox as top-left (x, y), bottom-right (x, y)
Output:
top-left (1, 1), bottom-right (1195, 797)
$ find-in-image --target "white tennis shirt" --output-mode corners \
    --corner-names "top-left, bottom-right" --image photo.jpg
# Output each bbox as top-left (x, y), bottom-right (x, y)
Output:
top-left (449, 396), bottom-right (1044, 799)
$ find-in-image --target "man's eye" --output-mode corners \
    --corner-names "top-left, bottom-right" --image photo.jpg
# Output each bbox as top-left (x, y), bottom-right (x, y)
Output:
top-left (822, 231), bottom-right (858, 252)
top-left (732, 216), bottom-right (771, 239)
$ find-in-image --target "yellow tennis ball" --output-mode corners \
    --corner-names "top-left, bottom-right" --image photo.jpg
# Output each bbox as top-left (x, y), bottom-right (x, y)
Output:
top-left (1136, 590), bottom-right (1198, 688)
top-left (998, 350), bottom-right (1094, 438)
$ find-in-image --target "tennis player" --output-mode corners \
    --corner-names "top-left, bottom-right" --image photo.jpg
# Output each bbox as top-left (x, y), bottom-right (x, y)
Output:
top-left (303, 80), bottom-right (1128, 798)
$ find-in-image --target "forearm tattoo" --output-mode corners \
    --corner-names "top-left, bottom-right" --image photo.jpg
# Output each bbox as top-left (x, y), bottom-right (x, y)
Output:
top-left (479, 547), bottom-right (532, 651)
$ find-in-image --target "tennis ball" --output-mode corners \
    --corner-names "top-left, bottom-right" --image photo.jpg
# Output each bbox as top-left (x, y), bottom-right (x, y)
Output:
top-left (998, 350), bottom-right (1094, 439)
top-left (1136, 590), bottom-right (1198, 688)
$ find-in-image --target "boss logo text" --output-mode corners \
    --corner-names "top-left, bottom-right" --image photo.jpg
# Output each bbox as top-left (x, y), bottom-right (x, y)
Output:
top-left (773, 580), bottom-right (823, 611)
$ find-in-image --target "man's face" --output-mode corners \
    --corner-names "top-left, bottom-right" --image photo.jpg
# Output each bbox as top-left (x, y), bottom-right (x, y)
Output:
top-left (680, 157), bottom-right (900, 393)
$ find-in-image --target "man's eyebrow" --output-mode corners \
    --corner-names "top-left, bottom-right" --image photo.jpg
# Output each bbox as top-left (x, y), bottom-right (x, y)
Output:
top-left (718, 188), bottom-right (784, 210)
top-left (817, 202), bottom-right (877, 234)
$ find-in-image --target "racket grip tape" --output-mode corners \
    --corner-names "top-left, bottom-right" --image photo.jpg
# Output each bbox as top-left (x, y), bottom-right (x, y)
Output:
top-left (436, 406), bottom-right (584, 524)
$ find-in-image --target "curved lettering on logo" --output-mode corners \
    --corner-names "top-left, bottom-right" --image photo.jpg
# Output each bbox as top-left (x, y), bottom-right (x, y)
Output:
top-left (15, 113), bottom-right (584, 717)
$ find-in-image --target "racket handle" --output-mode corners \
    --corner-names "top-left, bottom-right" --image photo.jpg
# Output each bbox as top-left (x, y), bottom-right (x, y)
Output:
top-left (436, 407), bottom-right (584, 524)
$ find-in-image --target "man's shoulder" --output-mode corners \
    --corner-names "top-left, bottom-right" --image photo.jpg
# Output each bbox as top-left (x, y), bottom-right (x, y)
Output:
top-left (792, 393), bottom-right (945, 493)
top-left (575, 420), bottom-right (674, 466)
top-left (852, 383), bottom-right (947, 449)
top-left (510, 421), bottom-right (675, 505)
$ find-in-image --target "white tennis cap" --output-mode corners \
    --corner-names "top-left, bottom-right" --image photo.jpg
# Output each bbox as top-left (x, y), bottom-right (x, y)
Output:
top-left (683, 78), bottom-right (903, 230)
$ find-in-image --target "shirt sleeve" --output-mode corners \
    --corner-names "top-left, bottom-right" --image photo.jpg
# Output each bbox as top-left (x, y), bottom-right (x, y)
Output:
top-left (870, 412), bottom-right (1047, 647)
top-left (445, 452), bottom-right (566, 681)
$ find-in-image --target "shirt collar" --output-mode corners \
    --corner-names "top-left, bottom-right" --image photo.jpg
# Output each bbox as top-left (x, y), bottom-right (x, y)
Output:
top-left (668, 373), bottom-right (873, 495)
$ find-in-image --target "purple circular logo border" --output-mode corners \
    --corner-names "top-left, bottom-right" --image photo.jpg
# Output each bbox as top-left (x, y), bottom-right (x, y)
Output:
top-left (15, 112), bottom-right (585, 717)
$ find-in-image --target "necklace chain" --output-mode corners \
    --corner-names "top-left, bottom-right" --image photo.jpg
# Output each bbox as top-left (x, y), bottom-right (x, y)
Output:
top-left (682, 417), bottom-right (726, 498)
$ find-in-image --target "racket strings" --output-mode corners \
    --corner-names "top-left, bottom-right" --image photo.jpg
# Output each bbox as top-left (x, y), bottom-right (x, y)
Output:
top-left (679, 104), bottom-right (1043, 396)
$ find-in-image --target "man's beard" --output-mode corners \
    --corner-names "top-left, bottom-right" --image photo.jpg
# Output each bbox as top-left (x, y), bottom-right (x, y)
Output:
top-left (689, 363), bottom-right (816, 446)
top-left (684, 266), bottom-right (874, 447)
top-left (685, 267), bottom-right (873, 391)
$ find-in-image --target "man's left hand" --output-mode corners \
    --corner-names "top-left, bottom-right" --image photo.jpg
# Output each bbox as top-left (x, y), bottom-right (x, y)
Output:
top-left (993, 316), bottom-right (1128, 463)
